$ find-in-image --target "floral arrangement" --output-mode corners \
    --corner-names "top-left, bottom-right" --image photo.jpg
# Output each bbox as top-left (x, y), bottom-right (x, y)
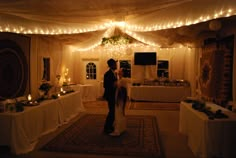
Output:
top-left (101, 35), bottom-right (131, 46)
top-left (39, 82), bottom-right (52, 94)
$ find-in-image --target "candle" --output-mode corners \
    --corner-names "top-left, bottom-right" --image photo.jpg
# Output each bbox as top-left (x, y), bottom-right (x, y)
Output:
top-left (58, 93), bottom-right (61, 97)
top-left (60, 88), bottom-right (63, 92)
top-left (28, 94), bottom-right (32, 101)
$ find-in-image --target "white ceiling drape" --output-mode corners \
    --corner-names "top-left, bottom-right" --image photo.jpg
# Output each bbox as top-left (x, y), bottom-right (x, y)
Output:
top-left (1, 0), bottom-right (236, 50)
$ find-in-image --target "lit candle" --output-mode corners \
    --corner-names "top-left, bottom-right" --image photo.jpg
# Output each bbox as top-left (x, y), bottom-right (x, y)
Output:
top-left (58, 93), bottom-right (61, 97)
top-left (68, 78), bottom-right (71, 82)
top-left (28, 94), bottom-right (32, 101)
top-left (60, 88), bottom-right (63, 92)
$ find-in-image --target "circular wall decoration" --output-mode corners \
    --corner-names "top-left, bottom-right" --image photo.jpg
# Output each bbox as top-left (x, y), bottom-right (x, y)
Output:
top-left (0, 40), bottom-right (28, 99)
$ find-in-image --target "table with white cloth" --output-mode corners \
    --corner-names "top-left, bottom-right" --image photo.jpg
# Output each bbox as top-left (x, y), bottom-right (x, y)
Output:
top-left (68, 84), bottom-right (81, 91)
top-left (129, 85), bottom-right (191, 102)
top-left (179, 101), bottom-right (236, 158)
top-left (70, 84), bottom-right (97, 101)
top-left (0, 91), bottom-right (85, 155)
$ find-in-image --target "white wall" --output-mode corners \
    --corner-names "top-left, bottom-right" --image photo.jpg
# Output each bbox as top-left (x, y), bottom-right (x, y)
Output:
top-left (71, 46), bottom-right (196, 97)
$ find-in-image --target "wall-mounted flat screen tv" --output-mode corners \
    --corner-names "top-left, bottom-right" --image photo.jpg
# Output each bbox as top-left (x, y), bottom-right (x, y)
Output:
top-left (158, 60), bottom-right (169, 69)
top-left (134, 52), bottom-right (156, 65)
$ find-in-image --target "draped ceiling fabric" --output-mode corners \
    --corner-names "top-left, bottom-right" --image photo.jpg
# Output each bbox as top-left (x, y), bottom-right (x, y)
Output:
top-left (0, 0), bottom-right (236, 50)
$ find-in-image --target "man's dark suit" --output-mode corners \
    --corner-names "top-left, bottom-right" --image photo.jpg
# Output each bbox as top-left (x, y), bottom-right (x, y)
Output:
top-left (103, 69), bottom-right (117, 133)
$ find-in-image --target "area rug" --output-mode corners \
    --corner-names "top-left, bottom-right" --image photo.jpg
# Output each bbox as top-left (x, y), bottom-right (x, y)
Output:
top-left (42, 114), bottom-right (163, 158)
top-left (129, 101), bottom-right (180, 111)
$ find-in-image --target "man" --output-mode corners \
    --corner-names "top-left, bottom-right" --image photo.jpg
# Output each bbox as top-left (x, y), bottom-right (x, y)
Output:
top-left (103, 58), bottom-right (117, 134)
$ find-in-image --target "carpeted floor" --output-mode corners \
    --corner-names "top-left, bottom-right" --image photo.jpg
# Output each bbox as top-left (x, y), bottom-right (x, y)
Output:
top-left (129, 101), bottom-right (180, 111)
top-left (83, 100), bottom-right (179, 111)
top-left (42, 114), bottom-right (163, 158)
top-left (83, 100), bottom-right (108, 108)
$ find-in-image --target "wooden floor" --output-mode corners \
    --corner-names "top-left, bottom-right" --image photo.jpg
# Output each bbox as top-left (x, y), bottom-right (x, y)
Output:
top-left (0, 100), bottom-right (196, 158)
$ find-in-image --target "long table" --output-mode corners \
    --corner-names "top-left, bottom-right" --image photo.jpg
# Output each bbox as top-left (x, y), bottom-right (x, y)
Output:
top-left (129, 85), bottom-right (191, 102)
top-left (0, 91), bottom-right (85, 155)
top-left (69, 84), bottom-right (97, 101)
top-left (179, 101), bottom-right (236, 158)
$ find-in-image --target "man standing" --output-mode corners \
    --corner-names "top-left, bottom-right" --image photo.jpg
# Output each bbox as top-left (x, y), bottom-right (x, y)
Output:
top-left (103, 58), bottom-right (117, 134)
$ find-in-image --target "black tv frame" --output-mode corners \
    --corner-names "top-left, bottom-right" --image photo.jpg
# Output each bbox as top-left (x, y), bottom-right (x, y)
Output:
top-left (134, 52), bottom-right (157, 65)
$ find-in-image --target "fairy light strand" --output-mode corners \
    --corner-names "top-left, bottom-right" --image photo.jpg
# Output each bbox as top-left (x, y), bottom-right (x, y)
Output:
top-left (0, 8), bottom-right (235, 51)
top-left (0, 8), bottom-right (234, 35)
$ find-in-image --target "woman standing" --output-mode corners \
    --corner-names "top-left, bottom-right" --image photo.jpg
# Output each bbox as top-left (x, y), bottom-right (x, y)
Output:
top-left (110, 68), bottom-right (128, 136)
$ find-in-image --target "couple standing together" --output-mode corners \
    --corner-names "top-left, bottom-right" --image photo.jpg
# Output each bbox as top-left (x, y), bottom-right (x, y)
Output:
top-left (103, 58), bottom-right (127, 136)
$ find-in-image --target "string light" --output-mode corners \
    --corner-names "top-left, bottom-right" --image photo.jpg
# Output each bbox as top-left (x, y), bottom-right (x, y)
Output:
top-left (124, 30), bottom-right (158, 47)
top-left (0, 8), bottom-right (235, 52)
top-left (0, 8), bottom-right (234, 35)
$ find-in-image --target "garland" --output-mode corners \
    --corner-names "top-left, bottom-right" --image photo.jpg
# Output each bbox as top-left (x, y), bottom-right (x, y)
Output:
top-left (101, 35), bottom-right (131, 45)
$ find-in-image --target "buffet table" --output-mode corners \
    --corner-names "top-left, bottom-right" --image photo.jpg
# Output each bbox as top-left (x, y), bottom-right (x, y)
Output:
top-left (0, 91), bottom-right (85, 155)
top-left (179, 101), bottom-right (236, 158)
top-left (130, 85), bottom-right (191, 102)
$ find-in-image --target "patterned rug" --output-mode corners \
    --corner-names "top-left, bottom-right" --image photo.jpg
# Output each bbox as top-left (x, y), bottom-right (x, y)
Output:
top-left (129, 101), bottom-right (180, 111)
top-left (42, 114), bottom-right (163, 158)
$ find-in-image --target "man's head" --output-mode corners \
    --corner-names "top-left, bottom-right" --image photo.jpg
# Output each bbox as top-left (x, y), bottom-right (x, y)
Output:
top-left (107, 58), bottom-right (117, 70)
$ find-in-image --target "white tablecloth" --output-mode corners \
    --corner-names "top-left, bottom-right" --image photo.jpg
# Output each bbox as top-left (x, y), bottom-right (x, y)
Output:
top-left (79, 84), bottom-right (97, 101)
top-left (70, 84), bottom-right (97, 101)
top-left (179, 101), bottom-right (236, 158)
top-left (130, 86), bottom-right (191, 102)
top-left (69, 84), bottom-right (81, 91)
top-left (0, 91), bottom-right (85, 155)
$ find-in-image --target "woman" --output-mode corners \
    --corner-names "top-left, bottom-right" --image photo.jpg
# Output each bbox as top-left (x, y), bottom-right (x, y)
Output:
top-left (109, 68), bottom-right (128, 136)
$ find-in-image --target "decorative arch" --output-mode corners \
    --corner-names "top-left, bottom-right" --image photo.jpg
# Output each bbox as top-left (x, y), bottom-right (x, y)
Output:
top-left (0, 40), bottom-right (29, 99)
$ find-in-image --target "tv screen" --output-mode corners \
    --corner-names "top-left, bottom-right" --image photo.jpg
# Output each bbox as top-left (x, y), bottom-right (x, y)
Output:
top-left (134, 52), bottom-right (156, 65)
top-left (158, 60), bottom-right (169, 69)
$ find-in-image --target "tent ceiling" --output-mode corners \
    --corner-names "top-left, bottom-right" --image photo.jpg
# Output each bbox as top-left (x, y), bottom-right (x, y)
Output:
top-left (0, 0), bottom-right (236, 50)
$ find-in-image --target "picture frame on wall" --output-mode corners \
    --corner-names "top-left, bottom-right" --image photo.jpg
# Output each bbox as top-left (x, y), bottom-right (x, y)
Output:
top-left (42, 57), bottom-right (50, 81)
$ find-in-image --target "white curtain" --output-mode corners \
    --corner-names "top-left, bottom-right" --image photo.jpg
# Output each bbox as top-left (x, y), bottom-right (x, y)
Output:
top-left (30, 36), bottom-right (75, 98)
